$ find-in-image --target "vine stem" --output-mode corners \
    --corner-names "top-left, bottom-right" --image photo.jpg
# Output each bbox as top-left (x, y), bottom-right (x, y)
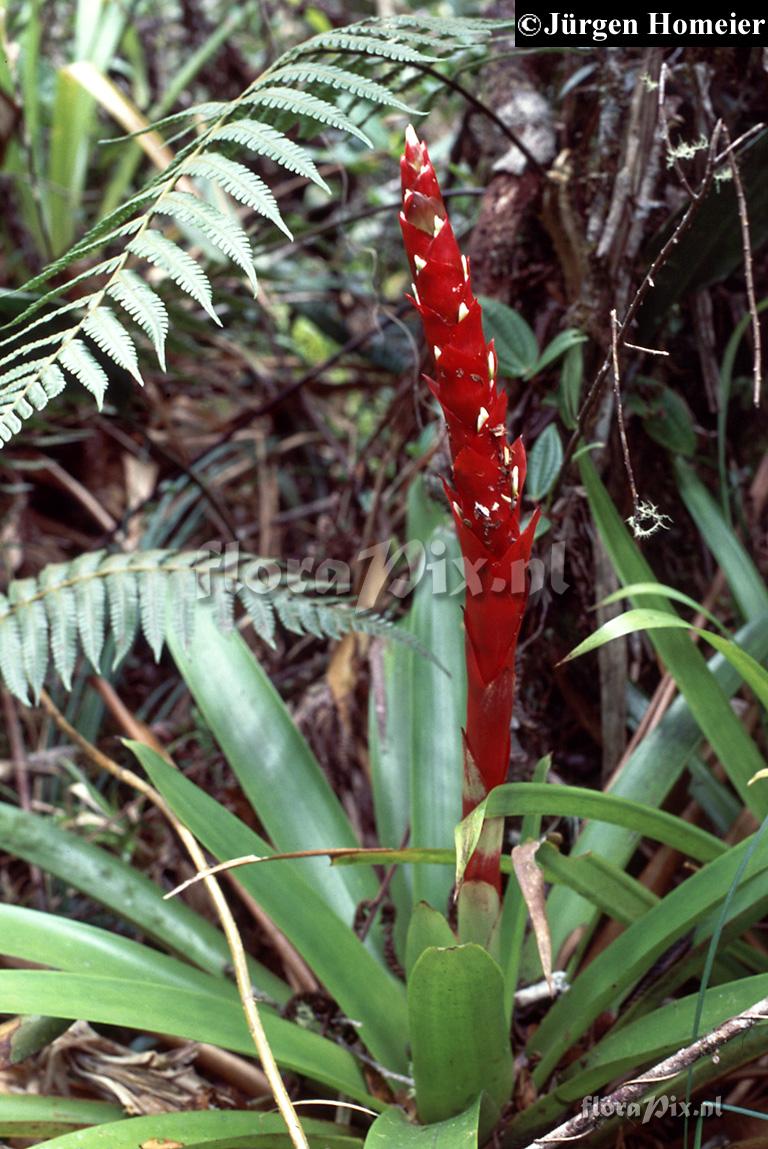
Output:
top-left (38, 689), bottom-right (310, 1149)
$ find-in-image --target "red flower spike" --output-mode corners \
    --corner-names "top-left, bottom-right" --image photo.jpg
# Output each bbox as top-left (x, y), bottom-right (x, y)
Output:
top-left (400, 127), bottom-right (539, 894)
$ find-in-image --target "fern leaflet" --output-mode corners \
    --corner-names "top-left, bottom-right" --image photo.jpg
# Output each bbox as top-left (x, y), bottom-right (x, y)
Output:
top-left (0, 549), bottom-right (424, 703)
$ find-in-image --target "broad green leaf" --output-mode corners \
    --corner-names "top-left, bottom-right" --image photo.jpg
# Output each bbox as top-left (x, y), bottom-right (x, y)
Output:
top-left (563, 975), bottom-right (768, 1113)
top-left (0, 802), bottom-right (287, 1002)
top-left (640, 383), bottom-right (696, 455)
top-left (479, 297), bottom-right (537, 377)
top-left (32, 1108), bottom-right (362, 1149)
top-left (409, 945), bottom-right (512, 1128)
top-left (365, 1098), bottom-right (482, 1148)
top-left (580, 454), bottom-right (768, 817)
top-left (167, 604), bottom-right (377, 923)
top-left (563, 608), bottom-right (768, 710)
top-left (0, 1095), bottom-right (122, 1139)
top-left (0, 972), bottom-right (374, 1106)
top-left (536, 840), bottom-right (657, 924)
top-left (131, 743), bottom-right (409, 1073)
top-left (525, 423), bottom-right (563, 500)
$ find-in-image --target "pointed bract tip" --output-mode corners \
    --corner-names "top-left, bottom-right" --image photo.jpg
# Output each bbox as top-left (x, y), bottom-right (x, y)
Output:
top-left (405, 124), bottom-right (420, 149)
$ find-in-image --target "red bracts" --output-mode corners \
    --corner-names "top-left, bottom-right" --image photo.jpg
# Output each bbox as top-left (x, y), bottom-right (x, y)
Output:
top-left (400, 127), bottom-right (538, 892)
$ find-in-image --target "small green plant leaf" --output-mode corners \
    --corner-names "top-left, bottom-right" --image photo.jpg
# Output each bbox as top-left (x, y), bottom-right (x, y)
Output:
top-left (558, 343), bottom-right (583, 429)
top-left (525, 423), bottom-right (563, 500)
top-left (531, 328), bottom-right (585, 378)
top-left (479, 297), bottom-right (538, 377)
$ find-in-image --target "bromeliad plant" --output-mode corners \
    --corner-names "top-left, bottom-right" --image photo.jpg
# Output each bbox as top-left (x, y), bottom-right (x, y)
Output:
top-left (3, 52), bottom-right (768, 1149)
top-left (399, 126), bottom-right (538, 941)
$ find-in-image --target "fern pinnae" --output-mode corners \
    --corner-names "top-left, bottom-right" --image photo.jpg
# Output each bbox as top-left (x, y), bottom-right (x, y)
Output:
top-left (180, 154), bottom-right (293, 239)
top-left (237, 584), bottom-right (277, 649)
top-left (83, 308), bottom-right (143, 384)
top-left (0, 594), bottom-right (29, 705)
top-left (303, 30), bottom-right (439, 64)
top-left (107, 271), bottom-right (169, 371)
top-left (137, 554), bottom-right (168, 661)
top-left (170, 562), bottom-right (198, 651)
top-left (242, 88), bottom-right (373, 147)
top-left (264, 63), bottom-right (414, 113)
top-left (40, 564), bottom-right (79, 690)
top-left (127, 231), bottom-right (220, 324)
top-left (103, 555), bottom-right (140, 669)
top-left (156, 192), bottom-right (259, 294)
top-left (9, 580), bottom-right (48, 702)
top-left (71, 552), bottom-right (108, 673)
top-left (40, 364), bottom-right (67, 401)
top-left (211, 120), bottom-right (331, 193)
top-left (210, 573), bottom-right (235, 635)
top-left (59, 340), bottom-right (110, 409)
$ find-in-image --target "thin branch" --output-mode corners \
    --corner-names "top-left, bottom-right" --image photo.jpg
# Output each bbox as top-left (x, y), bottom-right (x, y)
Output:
top-left (37, 691), bottom-right (310, 1149)
top-left (722, 123), bottom-right (763, 407)
top-left (657, 62), bottom-right (696, 198)
top-left (519, 994), bottom-right (768, 1147)
top-left (609, 308), bottom-right (639, 512)
top-left (549, 118), bottom-right (723, 510)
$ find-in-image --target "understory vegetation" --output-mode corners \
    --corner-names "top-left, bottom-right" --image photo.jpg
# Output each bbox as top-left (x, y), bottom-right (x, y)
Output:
top-left (0, 8), bottom-right (767, 1149)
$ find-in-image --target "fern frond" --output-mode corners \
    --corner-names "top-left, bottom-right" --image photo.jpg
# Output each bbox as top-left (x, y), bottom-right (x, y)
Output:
top-left (262, 63), bottom-right (413, 113)
top-left (299, 30), bottom-right (440, 64)
top-left (0, 548), bottom-right (423, 701)
top-left (9, 580), bottom-right (48, 702)
top-left (59, 340), bottom-right (110, 409)
top-left (180, 154), bottom-right (292, 238)
top-left (211, 120), bottom-right (330, 192)
top-left (107, 271), bottom-right (169, 370)
top-left (0, 593), bottom-right (28, 704)
top-left (83, 308), bottom-right (143, 383)
top-left (156, 192), bottom-right (258, 292)
top-left (0, 15), bottom-right (496, 448)
top-left (127, 231), bottom-right (220, 324)
top-left (40, 563), bottom-right (78, 690)
top-left (242, 87), bottom-right (372, 147)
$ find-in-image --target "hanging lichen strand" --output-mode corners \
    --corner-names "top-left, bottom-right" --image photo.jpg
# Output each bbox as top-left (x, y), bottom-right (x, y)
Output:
top-left (399, 126), bottom-right (538, 901)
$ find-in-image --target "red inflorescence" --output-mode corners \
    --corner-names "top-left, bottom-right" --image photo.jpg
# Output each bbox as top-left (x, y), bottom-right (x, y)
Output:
top-left (400, 127), bottom-right (538, 886)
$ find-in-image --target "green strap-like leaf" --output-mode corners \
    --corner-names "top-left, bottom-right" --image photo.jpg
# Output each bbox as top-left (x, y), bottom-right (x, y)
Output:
top-left (30, 1109), bottom-right (362, 1149)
